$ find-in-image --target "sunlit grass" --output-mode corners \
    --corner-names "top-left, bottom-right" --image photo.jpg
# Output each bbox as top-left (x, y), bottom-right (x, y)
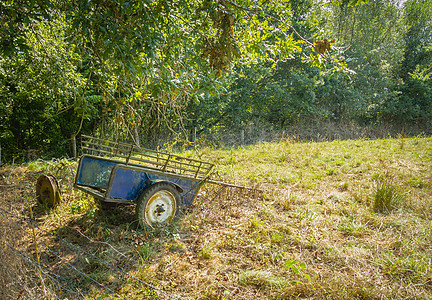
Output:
top-left (2, 136), bottom-right (431, 299)
top-left (192, 136), bottom-right (432, 298)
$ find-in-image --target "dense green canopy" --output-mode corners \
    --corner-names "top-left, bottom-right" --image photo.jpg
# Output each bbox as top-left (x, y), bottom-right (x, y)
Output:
top-left (0, 0), bottom-right (431, 161)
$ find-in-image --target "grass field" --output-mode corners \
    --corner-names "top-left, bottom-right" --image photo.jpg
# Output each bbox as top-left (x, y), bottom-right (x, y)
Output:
top-left (1, 136), bottom-right (431, 299)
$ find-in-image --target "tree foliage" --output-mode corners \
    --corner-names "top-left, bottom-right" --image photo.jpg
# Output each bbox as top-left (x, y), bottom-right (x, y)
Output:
top-left (0, 16), bottom-right (86, 158)
top-left (395, 0), bottom-right (432, 123)
top-left (0, 0), bottom-right (431, 161)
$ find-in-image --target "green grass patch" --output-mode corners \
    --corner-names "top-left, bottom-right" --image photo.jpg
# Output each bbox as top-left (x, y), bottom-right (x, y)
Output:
top-left (2, 136), bottom-right (432, 299)
top-left (373, 175), bottom-right (405, 214)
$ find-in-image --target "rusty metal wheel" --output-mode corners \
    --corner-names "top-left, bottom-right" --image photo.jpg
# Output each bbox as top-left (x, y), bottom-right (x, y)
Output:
top-left (36, 175), bottom-right (61, 208)
top-left (136, 182), bottom-right (181, 228)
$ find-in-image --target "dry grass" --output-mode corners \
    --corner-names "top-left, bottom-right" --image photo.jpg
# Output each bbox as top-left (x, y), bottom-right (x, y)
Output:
top-left (0, 136), bottom-right (431, 299)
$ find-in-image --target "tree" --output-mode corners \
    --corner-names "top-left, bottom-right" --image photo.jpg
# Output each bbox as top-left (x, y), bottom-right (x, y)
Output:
top-left (0, 16), bottom-right (87, 160)
top-left (392, 0), bottom-right (432, 124)
top-left (320, 0), bottom-right (404, 123)
top-left (2, 0), bottom-right (404, 160)
top-left (188, 0), bottom-right (323, 132)
top-left (1, 0), bottom-right (320, 157)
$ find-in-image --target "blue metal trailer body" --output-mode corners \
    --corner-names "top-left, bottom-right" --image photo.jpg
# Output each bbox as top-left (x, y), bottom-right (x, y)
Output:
top-left (74, 155), bottom-right (204, 206)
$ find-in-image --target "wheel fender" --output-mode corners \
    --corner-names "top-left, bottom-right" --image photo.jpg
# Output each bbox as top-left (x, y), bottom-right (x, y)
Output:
top-left (149, 180), bottom-right (183, 193)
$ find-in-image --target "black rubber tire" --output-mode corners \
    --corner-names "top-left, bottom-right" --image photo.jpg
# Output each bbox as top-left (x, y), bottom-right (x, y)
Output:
top-left (136, 182), bottom-right (181, 228)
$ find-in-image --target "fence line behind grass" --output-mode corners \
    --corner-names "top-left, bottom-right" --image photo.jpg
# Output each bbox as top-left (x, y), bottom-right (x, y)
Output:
top-left (195, 123), bottom-right (432, 148)
top-left (133, 122), bottom-right (432, 152)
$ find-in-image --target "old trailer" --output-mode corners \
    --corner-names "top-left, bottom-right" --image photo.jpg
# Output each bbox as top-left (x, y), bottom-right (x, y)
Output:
top-left (73, 135), bottom-right (214, 228)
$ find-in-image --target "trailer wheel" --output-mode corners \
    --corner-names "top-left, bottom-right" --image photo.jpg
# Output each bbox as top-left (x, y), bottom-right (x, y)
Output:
top-left (36, 175), bottom-right (61, 208)
top-left (136, 182), bottom-right (181, 228)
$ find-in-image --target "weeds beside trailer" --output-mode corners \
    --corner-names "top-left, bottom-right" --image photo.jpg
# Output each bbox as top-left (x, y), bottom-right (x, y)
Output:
top-left (74, 135), bottom-right (214, 227)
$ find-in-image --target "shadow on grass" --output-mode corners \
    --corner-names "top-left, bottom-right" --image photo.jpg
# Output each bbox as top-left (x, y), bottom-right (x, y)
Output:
top-left (29, 200), bottom-right (184, 299)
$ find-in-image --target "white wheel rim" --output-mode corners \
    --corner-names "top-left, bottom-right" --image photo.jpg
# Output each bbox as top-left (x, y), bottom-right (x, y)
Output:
top-left (144, 190), bottom-right (176, 225)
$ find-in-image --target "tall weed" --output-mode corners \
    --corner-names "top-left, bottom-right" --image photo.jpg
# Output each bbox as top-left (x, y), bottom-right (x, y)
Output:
top-left (373, 176), bottom-right (405, 214)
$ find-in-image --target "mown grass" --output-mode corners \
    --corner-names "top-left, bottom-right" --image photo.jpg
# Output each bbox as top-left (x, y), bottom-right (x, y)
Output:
top-left (0, 136), bottom-right (431, 299)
